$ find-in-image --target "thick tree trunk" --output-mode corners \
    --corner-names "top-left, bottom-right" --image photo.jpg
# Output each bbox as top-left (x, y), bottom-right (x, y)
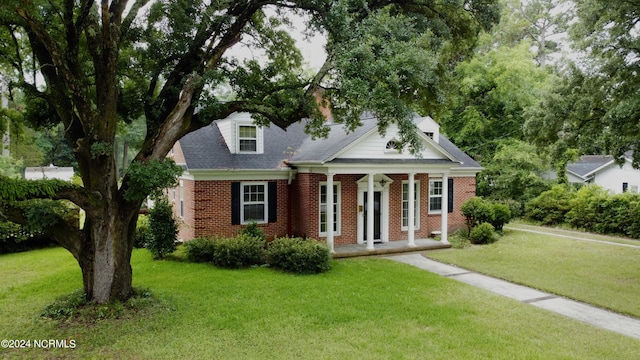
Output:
top-left (79, 203), bottom-right (139, 304)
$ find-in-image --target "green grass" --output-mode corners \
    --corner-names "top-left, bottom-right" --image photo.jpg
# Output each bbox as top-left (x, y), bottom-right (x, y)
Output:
top-left (509, 219), bottom-right (640, 246)
top-left (1, 247), bottom-right (639, 359)
top-left (429, 228), bottom-right (640, 318)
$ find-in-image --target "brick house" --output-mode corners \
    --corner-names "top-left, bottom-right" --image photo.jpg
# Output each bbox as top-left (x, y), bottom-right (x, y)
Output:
top-left (168, 111), bottom-right (481, 251)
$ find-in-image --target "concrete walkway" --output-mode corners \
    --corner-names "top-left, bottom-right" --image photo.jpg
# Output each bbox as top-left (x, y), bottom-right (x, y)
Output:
top-left (388, 253), bottom-right (640, 341)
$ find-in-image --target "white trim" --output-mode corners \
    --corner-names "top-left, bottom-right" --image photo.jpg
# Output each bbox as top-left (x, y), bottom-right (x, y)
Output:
top-left (296, 163), bottom-right (460, 175)
top-left (237, 124), bottom-right (259, 153)
top-left (182, 169), bottom-right (293, 181)
top-left (179, 180), bottom-right (184, 219)
top-left (428, 179), bottom-right (443, 214)
top-left (319, 181), bottom-right (341, 237)
top-left (401, 180), bottom-right (420, 231)
top-left (240, 182), bottom-right (268, 224)
top-left (356, 174), bottom-right (392, 245)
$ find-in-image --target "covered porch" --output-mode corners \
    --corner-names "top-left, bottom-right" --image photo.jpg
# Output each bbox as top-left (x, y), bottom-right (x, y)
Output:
top-left (332, 238), bottom-right (451, 258)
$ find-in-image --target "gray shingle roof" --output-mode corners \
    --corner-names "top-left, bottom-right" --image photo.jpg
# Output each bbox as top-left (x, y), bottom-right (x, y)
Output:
top-left (179, 120), bottom-right (309, 170)
top-left (178, 113), bottom-right (480, 171)
top-left (567, 155), bottom-right (613, 178)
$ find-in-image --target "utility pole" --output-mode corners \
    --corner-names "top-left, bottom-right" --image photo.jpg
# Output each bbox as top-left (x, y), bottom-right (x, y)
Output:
top-left (1, 76), bottom-right (9, 158)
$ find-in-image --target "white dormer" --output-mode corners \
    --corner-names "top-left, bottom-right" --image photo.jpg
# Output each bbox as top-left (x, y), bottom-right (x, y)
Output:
top-left (216, 112), bottom-right (264, 154)
top-left (416, 115), bottom-right (440, 144)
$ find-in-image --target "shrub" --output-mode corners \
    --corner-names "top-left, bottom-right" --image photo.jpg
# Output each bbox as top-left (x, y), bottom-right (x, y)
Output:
top-left (565, 185), bottom-right (608, 230)
top-left (147, 197), bottom-right (179, 259)
top-left (626, 200), bottom-right (640, 239)
top-left (241, 221), bottom-right (266, 241)
top-left (469, 223), bottom-right (497, 245)
top-left (266, 237), bottom-right (330, 274)
top-left (184, 237), bottom-right (216, 263)
top-left (525, 185), bottom-right (574, 225)
top-left (490, 203), bottom-right (511, 231)
top-left (0, 221), bottom-right (55, 254)
top-left (134, 215), bottom-right (152, 249)
top-left (461, 197), bottom-right (494, 234)
top-left (211, 235), bottom-right (265, 269)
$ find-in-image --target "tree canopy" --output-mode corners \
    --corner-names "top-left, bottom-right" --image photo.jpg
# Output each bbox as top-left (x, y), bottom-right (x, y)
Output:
top-left (525, 0), bottom-right (640, 167)
top-left (0, 0), bottom-right (499, 303)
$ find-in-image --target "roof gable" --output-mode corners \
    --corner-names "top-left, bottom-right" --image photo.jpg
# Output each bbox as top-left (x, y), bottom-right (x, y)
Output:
top-left (291, 114), bottom-right (460, 165)
top-left (177, 111), bottom-right (480, 171)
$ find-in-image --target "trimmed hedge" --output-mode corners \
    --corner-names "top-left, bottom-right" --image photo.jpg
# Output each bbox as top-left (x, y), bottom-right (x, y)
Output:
top-left (525, 185), bottom-right (574, 225)
top-left (525, 184), bottom-right (640, 239)
top-left (211, 235), bottom-right (265, 269)
top-left (184, 236), bottom-right (216, 263)
top-left (266, 237), bottom-right (330, 274)
top-left (469, 223), bottom-right (497, 244)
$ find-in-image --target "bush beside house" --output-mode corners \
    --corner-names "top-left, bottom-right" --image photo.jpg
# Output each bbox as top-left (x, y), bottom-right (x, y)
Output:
top-left (459, 197), bottom-right (511, 246)
top-left (183, 234), bottom-right (331, 274)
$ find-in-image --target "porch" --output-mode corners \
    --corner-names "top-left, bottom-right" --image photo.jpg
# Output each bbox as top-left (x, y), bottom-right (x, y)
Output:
top-left (332, 238), bottom-right (451, 258)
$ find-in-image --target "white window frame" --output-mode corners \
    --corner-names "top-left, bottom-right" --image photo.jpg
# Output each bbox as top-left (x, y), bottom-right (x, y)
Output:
top-left (429, 179), bottom-right (443, 214)
top-left (240, 182), bottom-right (268, 224)
top-left (401, 180), bottom-right (420, 230)
top-left (179, 180), bottom-right (184, 218)
top-left (319, 182), bottom-right (341, 236)
top-left (237, 124), bottom-right (258, 153)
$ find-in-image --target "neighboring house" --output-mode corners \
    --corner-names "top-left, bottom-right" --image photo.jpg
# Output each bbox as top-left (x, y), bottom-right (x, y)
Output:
top-left (552, 153), bottom-right (640, 194)
top-left (168, 112), bottom-right (482, 251)
top-left (24, 164), bottom-right (74, 182)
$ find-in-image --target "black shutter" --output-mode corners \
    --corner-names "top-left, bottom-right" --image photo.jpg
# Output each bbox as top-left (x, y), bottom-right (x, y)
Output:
top-left (268, 182), bottom-right (277, 223)
top-left (231, 182), bottom-right (240, 225)
top-left (448, 178), bottom-right (454, 213)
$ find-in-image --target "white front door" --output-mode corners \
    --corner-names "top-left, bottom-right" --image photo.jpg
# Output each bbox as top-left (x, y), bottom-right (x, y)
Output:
top-left (356, 174), bottom-right (392, 244)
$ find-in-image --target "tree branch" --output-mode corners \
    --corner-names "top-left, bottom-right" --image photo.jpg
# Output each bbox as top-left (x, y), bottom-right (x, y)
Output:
top-left (0, 176), bottom-right (102, 219)
top-left (1, 204), bottom-right (84, 262)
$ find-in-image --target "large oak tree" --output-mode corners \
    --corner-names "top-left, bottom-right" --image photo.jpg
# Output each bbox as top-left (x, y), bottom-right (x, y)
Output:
top-left (0, 0), bottom-right (498, 303)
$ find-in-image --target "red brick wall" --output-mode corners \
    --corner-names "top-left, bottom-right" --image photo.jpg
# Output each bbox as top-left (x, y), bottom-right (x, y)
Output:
top-left (177, 173), bottom-right (477, 244)
top-left (176, 179), bottom-right (289, 241)
top-left (426, 176), bottom-right (477, 234)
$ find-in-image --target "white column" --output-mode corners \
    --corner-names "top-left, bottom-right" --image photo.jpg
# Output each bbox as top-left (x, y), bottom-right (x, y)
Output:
top-left (326, 173), bottom-right (335, 253)
top-left (367, 173), bottom-right (375, 250)
top-left (407, 173), bottom-right (416, 247)
top-left (441, 173), bottom-right (449, 244)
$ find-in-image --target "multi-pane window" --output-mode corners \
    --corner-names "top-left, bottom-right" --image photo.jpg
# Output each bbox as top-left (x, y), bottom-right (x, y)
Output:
top-left (429, 180), bottom-right (443, 213)
top-left (402, 181), bottom-right (420, 229)
top-left (319, 183), bottom-right (340, 235)
top-left (241, 183), bottom-right (267, 223)
top-left (179, 180), bottom-right (184, 218)
top-left (238, 125), bottom-right (257, 152)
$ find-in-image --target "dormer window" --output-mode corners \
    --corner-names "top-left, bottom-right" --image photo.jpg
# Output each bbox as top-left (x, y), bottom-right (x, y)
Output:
top-left (424, 132), bottom-right (434, 139)
top-left (238, 125), bottom-right (257, 152)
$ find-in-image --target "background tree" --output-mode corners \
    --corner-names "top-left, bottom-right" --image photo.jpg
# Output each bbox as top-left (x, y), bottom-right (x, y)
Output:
top-left (503, 0), bottom-right (572, 67)
top-left (526, 0), bottom-right (640, 167)
top-left (440, 41), bottom-right (551, 162)
top-left (0, 0), bottom-right (499, 304)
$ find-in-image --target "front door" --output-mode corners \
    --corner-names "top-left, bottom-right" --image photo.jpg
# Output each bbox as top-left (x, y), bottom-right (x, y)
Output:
top-left (363, 191), bottom-right (382, 242)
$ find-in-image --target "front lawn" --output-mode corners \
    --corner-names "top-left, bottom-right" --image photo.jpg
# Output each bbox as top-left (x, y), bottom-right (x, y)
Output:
top-left (1, 247), bottom-right (639, 359)
top-left (429, 228), bottom-right (640, 318)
